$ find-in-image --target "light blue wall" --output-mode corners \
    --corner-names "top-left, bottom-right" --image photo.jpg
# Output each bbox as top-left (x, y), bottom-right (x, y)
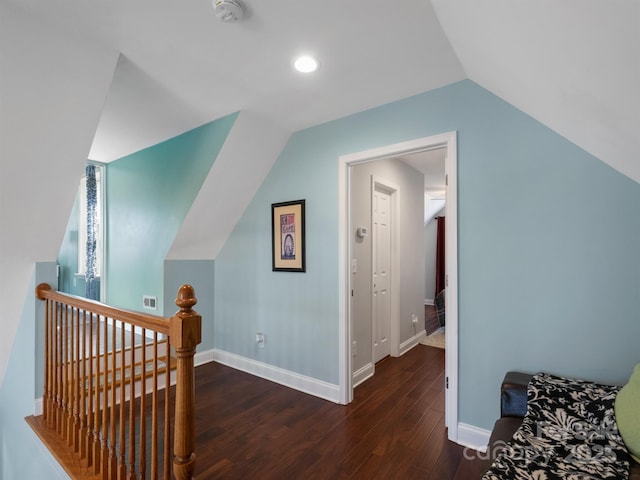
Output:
top-left (164, 259), bottom-right (215, 352)
top-left (106, 113), bottom-right (237, 313)
top-left (214, 80), bottom-right (640, 428)
top-left (0, 263), bottom-right (68, 480)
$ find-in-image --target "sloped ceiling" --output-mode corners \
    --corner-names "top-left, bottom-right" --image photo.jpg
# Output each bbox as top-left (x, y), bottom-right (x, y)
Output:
top-left (7, 0), bottom-right (639, 182)
top-left (432, 0), bottom-right (640, 183)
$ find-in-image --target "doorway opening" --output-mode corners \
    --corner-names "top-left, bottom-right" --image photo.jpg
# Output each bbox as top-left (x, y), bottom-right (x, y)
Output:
top-left (338, 131), bottom-right (459, 442)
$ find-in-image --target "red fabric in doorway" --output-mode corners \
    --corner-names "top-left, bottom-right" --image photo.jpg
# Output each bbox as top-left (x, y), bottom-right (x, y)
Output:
top-left (434, 216), bottom-right (445, 297)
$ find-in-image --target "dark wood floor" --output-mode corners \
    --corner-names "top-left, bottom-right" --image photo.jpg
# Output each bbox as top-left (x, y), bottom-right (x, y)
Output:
top-left (192, 345), bottom-right (484, 479)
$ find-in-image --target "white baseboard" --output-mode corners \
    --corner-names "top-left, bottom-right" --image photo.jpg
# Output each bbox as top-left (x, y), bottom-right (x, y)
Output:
top-left (424, 298), bottom-right (434, 306)
top-left (34, 397), bottom-right (43, 416)
top-left (194, 348), bottom-right (215, 367)
top-left (213, 348), bottom-right (341, 404)
top-left (399, 329), bottom-right (426, 356)
top-left (352, 362), bottom-right (374, 388)
top-left (456, 422), bottom-right (491, 452)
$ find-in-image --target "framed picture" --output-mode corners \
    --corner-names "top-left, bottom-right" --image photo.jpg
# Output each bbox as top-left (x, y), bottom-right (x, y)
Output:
top-left (272, 199), bottom-right (305, 272)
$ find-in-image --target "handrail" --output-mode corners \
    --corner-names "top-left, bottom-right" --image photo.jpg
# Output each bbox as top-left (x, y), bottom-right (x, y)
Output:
top-left (36, 284), bottom-right (171, 334)
top-left (30, 283), bottom-right (201, 480)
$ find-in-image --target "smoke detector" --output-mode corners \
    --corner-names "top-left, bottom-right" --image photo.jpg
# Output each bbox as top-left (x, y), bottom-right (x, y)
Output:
top-left (214, 0), bottom-right (244, 22)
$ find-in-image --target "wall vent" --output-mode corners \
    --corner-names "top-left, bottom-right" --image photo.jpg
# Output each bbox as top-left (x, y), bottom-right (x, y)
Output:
top-left (143, 295), bottom-right (157, 310)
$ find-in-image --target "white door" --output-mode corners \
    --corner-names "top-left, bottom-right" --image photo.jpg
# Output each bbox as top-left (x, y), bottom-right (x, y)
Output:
top-left (372, 186), bottom-right (392, 363)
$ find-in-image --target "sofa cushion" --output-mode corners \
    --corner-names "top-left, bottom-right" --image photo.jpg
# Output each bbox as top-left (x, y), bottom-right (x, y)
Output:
top-left (480, 417), bottom-right (523, 475)
top-left (616, 363), bottom-right (640, 463)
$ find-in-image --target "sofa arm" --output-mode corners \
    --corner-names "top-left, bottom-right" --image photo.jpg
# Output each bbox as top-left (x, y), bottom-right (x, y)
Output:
top-left (500, 371), bottom-right (533, 418)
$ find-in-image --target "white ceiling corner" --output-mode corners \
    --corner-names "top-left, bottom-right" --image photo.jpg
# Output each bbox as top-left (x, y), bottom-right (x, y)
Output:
top-left (431, 0), bottom-right (640, 183)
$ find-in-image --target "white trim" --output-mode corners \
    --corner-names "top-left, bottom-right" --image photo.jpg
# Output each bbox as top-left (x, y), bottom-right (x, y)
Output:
top-left (457, 422), bottom-right (491, 453)
top-left (424, 298), bottom-right (434, 306)
top-left (338, 149), bottom-right (352, 404)
top-left (213, 349), bottom-right (342, 404)
top-left (338, 131), bottom-right (459, 439)
top-left (35, 396), bottom-right (43, 416)
top-left (399, 329), bottom-right (426, 356)
top-left (194, 348), bottom-right (215, 367)
top-left (352, 362), bottom-right (375, 388)
top-left (443, 132), bottom-right (458, 441)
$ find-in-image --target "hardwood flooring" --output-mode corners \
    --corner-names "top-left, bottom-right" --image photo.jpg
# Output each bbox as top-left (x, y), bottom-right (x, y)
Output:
top-left (192, 345), bottom-right (484, 479)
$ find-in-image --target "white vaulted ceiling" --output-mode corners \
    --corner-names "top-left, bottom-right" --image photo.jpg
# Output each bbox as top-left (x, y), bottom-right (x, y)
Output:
top-left (432, 0), bottom-right (640, 183)
top-left (6, 0), bottom-right (639, 181)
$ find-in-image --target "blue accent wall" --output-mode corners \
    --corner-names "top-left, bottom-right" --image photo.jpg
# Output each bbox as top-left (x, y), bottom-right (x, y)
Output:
top-left (214, 80), bottom-right (640, 428)
top-left (105, 113), bottom-right (237, 313)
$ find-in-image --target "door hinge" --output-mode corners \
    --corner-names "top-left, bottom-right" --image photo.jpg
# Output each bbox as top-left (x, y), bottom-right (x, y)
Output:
top-left (445, 174), bottom-right (448, 186)
top-left (445, 274), bottom-right (448, 287)
top-left (351, 289), bottom-right (354, 297)
top-left (446, 376), bottom-right (449, 389)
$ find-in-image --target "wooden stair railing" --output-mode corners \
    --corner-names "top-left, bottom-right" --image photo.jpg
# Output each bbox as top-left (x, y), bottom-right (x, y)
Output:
top-left (26, 283), bottom-right (202, 480)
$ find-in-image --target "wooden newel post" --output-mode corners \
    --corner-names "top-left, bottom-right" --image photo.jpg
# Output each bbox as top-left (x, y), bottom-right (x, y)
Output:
top-left (170, 285), bottom-right (202, 480)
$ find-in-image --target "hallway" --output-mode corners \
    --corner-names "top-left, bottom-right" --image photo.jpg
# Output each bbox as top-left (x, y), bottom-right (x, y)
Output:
top-left (191, 345), bottom-right (483, 479)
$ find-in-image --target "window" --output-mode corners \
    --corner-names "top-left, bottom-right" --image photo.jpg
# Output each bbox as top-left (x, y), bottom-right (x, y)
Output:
top-left (77, 164), bottom-right (104, 299)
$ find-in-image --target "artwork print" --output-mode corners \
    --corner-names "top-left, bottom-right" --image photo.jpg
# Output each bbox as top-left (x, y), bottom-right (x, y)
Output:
top-left (280, 213), bottom-right (296, 260)
top-left (272, 200), bottom-right (305, 272)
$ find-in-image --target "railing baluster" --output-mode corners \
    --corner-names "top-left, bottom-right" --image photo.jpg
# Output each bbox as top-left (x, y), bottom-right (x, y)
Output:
top-left (93, 312), bottom-right (102, 474)
top-left (80, 308), bottom-right (87, 459)
top-left (57, 302), bottom-right (63, 434)
top-left (151, 333), bottom-right (159, 480)
top-left (73, 306), bottom-right (80, 452)
top-left (163, 336), bottom-right (171, 480)
top-left (44, 298), bottom-right (51, 426)
top-left (119, 324), bottom-right (126, 479)
top-left (110, 320), bottom-right (117, 478)
top-left (67, 304), bottom-right (73, 443)
top-left (61, 304), bottom-right (68, 439)
top-left (68, 305), bottom-right (74, 440)
top-left (128, 327), bottom-right (137, 479)
top-left (87, 311), bottom-right (95, 469)
top-left (102, 316), bottom-right (110, 476)
top-left (140, 328), bottom-right (147, 480)
top-left (33, 284), bottom-right (200, 480)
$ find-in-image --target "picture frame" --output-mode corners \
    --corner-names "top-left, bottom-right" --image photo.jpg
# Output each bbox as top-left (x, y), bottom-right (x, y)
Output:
top-left (272, 199), bottom-right (306, 272)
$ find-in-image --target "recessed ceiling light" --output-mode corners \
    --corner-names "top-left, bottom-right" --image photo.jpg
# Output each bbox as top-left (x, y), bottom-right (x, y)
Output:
top-left (293, 55), bottom-right (319, 73)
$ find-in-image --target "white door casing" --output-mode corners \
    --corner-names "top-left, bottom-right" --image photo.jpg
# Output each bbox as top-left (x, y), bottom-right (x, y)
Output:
top-left (338, 131), bottom-right (458, 443)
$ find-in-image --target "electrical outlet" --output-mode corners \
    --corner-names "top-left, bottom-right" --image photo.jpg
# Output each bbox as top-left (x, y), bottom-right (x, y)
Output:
top-left (256, 332), bottom-right (265, 348)
top-left (411, 314), bottom-right (418, 325)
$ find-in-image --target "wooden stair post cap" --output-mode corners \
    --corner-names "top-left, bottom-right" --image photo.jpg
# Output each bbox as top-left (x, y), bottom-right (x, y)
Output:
top-left (175, 284), bottom-right (197, 313)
